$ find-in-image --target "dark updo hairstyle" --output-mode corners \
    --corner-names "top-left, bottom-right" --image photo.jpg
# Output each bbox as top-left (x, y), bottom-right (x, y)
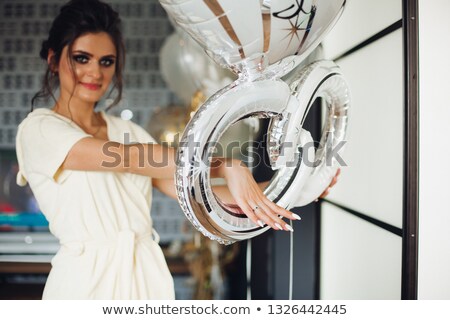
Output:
top-left (31, 0), bottom-right (125, 111)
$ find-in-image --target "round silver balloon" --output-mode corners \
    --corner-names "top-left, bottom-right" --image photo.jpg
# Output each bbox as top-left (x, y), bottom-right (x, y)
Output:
top-left (159, 0), bottom-right (346, 76)
top-left (175, 60), bottom-right (350, 244)
top-left (159, 31), bottom-right (236, 104)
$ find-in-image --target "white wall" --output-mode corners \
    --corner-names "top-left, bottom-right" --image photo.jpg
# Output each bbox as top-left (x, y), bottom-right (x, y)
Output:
top-left (320, 0), bottom-right (403, 299)
top-left (321, 204), bottom-right (402, 299)
top-left (325, 29), bottom-right (404, 228)
top-left (418, 0), bottom-right (450, 300)
top-left (323, 0), bottom-right (402, 59)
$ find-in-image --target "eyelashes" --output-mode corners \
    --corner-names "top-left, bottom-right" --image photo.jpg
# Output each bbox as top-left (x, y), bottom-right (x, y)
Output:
top-left (73, 54), bottom-right (89, 64)
top-left (100, 57), bottom-right (115, 67)
top-left (72, 54), bottom-right (115, 67)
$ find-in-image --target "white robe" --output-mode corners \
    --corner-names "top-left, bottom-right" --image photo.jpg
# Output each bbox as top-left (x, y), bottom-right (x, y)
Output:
top-left (15, 108), bottom-right (175, 299)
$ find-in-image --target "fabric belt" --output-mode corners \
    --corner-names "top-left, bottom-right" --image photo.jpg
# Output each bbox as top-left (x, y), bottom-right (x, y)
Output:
top-left (59, 228), bottom-right (160, 298)
top-left (60, 228), bottom-right (160, 254)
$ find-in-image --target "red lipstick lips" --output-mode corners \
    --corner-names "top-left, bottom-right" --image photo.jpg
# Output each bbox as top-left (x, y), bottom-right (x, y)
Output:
top-left (80, 82), bottom-right (101, 90)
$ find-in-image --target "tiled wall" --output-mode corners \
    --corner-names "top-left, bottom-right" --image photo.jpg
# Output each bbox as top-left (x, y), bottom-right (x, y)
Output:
top-left (0, 0), bottom-right (192, 244)
top-left (0, 0), bottom-right (196, 299)
top-left (0, 0), bottom-right (174, 147)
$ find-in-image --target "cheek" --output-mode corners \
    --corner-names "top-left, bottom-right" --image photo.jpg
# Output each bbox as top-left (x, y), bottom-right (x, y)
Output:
top-left (59, 60), bottom-right (79, 84)
top-left (102, 68), bottom-right (116, 86)
top-left (73, 67), bottom-right (83, 81)
top-left (105, 68), bottom-right (116, 80)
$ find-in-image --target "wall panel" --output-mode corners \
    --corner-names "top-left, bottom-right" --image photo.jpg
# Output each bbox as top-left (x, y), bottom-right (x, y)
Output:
top-left (321, 203), bottom-right (402, 299)
top-left (319, 0), bottom-right (405, 299)
top-left (323, 0), bottom-right (402, 59)
top-left (325, 29), bottom-right (404, 228)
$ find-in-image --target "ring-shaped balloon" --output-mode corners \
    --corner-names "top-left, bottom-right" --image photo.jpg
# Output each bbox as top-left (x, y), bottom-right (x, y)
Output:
top-left (175, 60), bottom-right (350, 244)
top-left (266, 60), bottom-right (350, 208)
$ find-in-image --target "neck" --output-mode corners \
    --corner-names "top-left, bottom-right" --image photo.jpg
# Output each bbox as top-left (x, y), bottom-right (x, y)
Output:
top-left (53, 94), bottom-right (99, 128)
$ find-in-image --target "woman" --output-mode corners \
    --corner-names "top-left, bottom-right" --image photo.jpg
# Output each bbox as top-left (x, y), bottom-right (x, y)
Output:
top-left (15, 0), bottom-right (337, 299)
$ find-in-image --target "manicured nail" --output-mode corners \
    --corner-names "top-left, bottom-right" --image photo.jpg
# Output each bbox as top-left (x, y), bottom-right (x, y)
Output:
top-left (274, 223), bottom-right (282, 230)
top-left (257, 220), bottom-right (265, 228)
top-left (292, 213), bottom-right (301, 220)
top-left (285, 224), bottom-right (294, 232)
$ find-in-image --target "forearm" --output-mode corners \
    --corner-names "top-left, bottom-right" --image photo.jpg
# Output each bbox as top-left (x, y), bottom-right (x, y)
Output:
top-left (210, 157), bottom-right (243, 179)
top-left (126, 143), bottom-right (176, 179)
top-left (153, 178), bottom-right (178, 200)
top-left (127, 145), bottom-right (242, 179)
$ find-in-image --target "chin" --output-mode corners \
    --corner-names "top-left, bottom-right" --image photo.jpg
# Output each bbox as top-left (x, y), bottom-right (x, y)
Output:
top-left (74, 95), bottom-right (101, 104)
top-left (76, 91), bottom-right (106, 104)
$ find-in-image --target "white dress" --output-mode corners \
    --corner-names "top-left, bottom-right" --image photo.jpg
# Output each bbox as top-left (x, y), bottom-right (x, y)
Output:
top-left (15, 108), bottom-right (175, 299)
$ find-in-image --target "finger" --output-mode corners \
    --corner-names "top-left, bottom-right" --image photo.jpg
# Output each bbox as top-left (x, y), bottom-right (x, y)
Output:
top-left (329, 173), bottom-right (340, 188)
top-left (252, 206), bottom-right (282, 230)
top-left (328, 169), bottom-right (341, 188)
top-left (329, 176), bottom-right (338, 188)
top-left (256, 201), bottom-right (292, 232)
top-left (239, 201), bottom-right (264, 227)
top-left (263, 198), bottom-right (300, 221)
top-left (252, 207), bottom-right (277, 230)
top-left (247, 200), bottom-right (280, 230)
top-left (247, 201), bottom-right (276, 229)
top-left (320, 187), bottom-right (330, 198)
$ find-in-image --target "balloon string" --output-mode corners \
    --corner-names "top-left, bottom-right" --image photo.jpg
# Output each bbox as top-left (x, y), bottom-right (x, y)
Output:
top-left (246, 239), bottom-right (252, 300)
top-left (245, 118), bottom-right (257, 300)
top-left (289, 219), bottom-right (294, 300)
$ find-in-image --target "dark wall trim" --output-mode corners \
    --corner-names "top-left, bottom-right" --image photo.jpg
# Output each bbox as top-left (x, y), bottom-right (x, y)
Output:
top-left (402, 0), bottom-right (419, 300)
top-left (322, 199), bottom-right (403, 237)
top-left (334, 20), bottom-right (402, 62)
top-left (314, 206), bottom-right (321, 299)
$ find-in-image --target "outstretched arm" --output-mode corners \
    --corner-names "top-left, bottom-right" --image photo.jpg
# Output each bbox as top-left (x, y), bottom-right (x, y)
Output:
top-left (61, 138), bottom-right (177, 178)
top-left (62, 138), bottom-right (333, 231)
top-left (154, 166), bottom-right (341, 231)
top-left (152, 159), bottom-right (296, 231)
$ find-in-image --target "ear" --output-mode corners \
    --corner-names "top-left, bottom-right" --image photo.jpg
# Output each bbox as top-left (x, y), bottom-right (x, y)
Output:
top-left (47, 49), bottom-right (58, 73)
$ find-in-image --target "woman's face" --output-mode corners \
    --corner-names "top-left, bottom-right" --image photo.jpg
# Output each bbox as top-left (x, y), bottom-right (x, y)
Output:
top-left (56, 32), bottom-right (117, 105)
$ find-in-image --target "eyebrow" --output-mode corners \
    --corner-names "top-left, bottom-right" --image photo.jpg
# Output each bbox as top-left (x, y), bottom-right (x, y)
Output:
top-left (72, 50), bottom-right (116, 59)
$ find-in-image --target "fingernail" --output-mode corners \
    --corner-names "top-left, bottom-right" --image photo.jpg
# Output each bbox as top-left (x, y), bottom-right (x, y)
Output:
top-left (274, 223), bottom-right (282, 230)
top-left (257, 220), bottom-right (265, 228)
top-left (285, 224), bottom-right (294, 232)
top-left (292, 213), bottom-right (301, 220)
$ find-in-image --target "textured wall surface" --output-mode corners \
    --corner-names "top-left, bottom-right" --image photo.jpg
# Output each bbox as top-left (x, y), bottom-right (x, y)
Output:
top-left (0, 0), bottom-right (194, 244)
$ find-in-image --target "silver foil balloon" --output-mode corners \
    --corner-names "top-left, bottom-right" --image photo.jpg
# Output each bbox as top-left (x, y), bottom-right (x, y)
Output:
top-left (159, 31), bottom-right (236, 104)
top-left (175, 60), bottom-right (350, 244)
top-left (266, 60), bottom-right (350, 208)
top-left (158, 0), bottom-right (351, 244)
top-left (160, 0), bottom-right (346, 76)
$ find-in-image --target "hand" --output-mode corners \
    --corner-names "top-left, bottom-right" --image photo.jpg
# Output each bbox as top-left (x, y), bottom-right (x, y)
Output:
top-left (318, 168), bottom-right (341, 199)
top-left (222, 160), bottom-right (300, 232)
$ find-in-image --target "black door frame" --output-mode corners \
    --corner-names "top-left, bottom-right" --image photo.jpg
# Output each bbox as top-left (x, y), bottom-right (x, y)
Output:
top-left (402, 0), bottom-right (419, 300)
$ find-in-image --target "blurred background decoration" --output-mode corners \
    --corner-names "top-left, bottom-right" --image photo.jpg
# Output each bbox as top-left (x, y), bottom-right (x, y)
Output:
top-left (159, 29), bottom-right (236, 106)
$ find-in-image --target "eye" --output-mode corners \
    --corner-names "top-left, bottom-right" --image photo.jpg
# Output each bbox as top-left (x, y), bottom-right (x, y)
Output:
top-left (73, 54), bottom-right (89, 64)
top-left (100, 58), bottom-right (115, 67)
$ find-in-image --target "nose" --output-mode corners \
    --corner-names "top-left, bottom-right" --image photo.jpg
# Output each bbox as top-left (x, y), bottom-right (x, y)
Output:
top-left (87, 60), bottom-right (102, 80)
